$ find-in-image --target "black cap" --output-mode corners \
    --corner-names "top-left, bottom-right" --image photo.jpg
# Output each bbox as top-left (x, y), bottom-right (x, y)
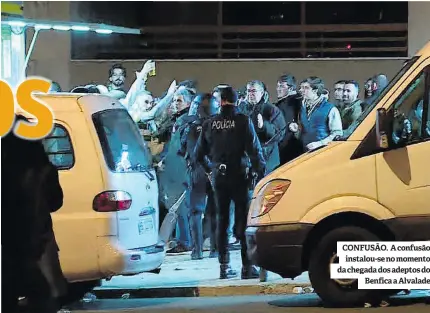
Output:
top-left (218, 85), bottom-right (237, 104)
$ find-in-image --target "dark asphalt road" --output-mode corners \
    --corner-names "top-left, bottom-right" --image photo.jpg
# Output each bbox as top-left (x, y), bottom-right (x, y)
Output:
top-left (66, 291), bottom-right (429, 313)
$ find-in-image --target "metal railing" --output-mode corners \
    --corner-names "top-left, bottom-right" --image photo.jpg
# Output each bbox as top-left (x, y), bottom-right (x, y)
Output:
top-left (71, 23), bottom-right (408, 60)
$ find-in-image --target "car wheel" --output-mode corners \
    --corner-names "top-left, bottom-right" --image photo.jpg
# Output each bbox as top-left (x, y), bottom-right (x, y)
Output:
top-left (308, 226), bottom-right (382, 307)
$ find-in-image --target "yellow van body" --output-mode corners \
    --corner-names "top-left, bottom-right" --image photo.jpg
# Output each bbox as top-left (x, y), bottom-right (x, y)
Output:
top-left (19, 94), bottom-right (165, 296)
top-left (246, 42), bottom-right (430, 306)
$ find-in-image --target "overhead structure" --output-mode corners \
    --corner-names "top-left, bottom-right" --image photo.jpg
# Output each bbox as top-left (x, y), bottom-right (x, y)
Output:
top-left (1, 16), bottom-right (142, 35)
top-left (0, 15), bottom-right (142, 85)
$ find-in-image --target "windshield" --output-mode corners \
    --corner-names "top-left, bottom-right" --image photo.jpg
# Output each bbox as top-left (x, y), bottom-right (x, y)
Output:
top-left (92, 109), bottom-right (153, 172)
top-left (342, 56), bottom-right (419, 140)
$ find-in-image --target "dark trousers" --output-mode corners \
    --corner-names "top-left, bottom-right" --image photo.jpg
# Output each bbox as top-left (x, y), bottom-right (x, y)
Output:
top-left (279, 140), bottom-right (304, 165)
top-left (203, 183), bottom-right (217, 251)
top-left (176, 200), bottom-right (191, 248)
top-left (213, 174), bottom-right (250, 266)
top-left (2, 236), bottom-right (66, 313)
top-left (187, 181), bottom-right (207, 254)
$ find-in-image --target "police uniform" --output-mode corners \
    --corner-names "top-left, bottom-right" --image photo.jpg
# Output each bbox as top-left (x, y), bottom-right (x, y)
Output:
top-left (194, 86), bottom-right (266, 279)
top-left (179, 94), bottom-right (218, 260)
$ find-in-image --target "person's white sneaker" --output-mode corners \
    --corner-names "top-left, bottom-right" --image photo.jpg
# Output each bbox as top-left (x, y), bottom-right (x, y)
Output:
top-left (229, 236), bottom-right (238, 244)
top-left (203, 238), bottom-right (211, 251)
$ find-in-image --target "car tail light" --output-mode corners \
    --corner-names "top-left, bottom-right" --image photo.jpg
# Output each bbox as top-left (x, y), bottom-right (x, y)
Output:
top-left (93, 190), bottom-right (132, 212)
top-left (251, 179), bottom-right (291, 218)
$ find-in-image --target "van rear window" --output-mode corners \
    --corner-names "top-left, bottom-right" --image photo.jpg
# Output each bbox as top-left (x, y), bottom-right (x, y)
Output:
top-left (92, 109), bottom-right (153, 172)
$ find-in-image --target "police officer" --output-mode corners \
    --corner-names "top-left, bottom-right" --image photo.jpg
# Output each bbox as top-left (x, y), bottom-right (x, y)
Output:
top-left (194, 85), bottom-right (266, 279)
top-left (179, 93), bottom-right (219, 260)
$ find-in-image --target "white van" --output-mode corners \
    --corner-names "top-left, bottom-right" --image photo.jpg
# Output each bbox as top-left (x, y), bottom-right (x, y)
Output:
top-left (22, 93), bottom-right (165, 296)
top-left (246, 42), bottom-right (430, 306)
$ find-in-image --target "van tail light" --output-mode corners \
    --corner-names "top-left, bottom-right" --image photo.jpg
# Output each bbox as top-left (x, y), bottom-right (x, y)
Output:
top-left (93, 190), bottom-right (132, 212)
top-left (251, 179), bottom-right (291, 218)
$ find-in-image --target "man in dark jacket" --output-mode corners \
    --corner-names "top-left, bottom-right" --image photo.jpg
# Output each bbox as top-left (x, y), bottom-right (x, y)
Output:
top-left (275, 74), bottom-right (304, 165)
top-left (340, 80), bottom-right (363, 137)
top-left (158, 88), bottom-right (196, 253)
top-left (2, 115), bottom-right (66, 313)
top-left (239, 80), bottom-right (287, 173)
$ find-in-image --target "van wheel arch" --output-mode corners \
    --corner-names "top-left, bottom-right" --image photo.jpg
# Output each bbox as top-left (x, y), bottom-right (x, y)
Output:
top-left (301, 212), bottom-right (395, 271)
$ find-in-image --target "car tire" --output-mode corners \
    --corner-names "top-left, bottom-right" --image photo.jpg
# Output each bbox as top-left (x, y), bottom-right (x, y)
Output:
top-left (308, 226), bottom-right (382, 307)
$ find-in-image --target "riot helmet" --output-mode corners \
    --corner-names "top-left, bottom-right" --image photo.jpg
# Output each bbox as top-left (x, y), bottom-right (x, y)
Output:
top-left (189, 93), bottom-right (219, 117)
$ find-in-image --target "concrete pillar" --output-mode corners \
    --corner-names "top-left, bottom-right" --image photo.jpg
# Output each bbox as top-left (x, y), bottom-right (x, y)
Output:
top-left (408, 1), bottom-right (430, 57)
top-left (23, 1), bottom-right (72, 89)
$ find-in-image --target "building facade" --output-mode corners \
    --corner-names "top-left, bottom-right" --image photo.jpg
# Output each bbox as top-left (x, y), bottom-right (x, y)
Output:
top-left (3, 1), bottom-right (430, 94)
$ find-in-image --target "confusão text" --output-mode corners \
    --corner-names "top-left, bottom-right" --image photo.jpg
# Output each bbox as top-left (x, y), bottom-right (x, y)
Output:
top-left (330, 241), bottom-right (430, 289)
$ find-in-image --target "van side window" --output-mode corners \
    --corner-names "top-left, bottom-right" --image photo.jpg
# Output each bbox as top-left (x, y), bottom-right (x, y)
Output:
top-left (391, 68), bottom-right (430, 145)
top-left (42, 124), bottom-right (75, 170)
top-left (92, 109), bottom-right (153, 172)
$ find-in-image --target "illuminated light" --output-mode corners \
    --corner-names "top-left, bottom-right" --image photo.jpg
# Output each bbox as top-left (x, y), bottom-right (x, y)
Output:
top-left (53, 25), bottom-right (71, 31)
top-left (34, 24), bottom-right (52, 30)
top-left (71, 25), bottom-right (90, 31)
top-left (7, 21), bottom-right (26, 27)
top-left (95, 29), bottom-right (113, 34)
top-left (346, 44), bottom-right (352, 50)
top-left (251, 179), bottom-right (291, 218)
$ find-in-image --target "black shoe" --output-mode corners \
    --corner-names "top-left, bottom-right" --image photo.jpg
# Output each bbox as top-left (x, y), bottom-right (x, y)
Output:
top-left (220, 264), bottom-right (238, 279)
top-left (209, 250), bottom-right (218, 258)
top-left (167, 244), bottom-right (191, 254)
top-left (241, 266), bottom-right (259, 279)
top-left (191, 249), bottom-right (204, 260)
top-left (228, 241), bottom-right (241, 251)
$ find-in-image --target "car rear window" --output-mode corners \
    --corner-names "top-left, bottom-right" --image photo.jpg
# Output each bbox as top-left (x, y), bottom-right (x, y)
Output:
top-left (92, 109), bottom-right (153, 172)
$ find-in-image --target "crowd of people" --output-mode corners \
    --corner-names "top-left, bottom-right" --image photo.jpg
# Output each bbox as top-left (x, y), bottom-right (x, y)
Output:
top-left (6, 57), bottom-right (429, 311)
top-left (49, 61), bottom-right (393, 279)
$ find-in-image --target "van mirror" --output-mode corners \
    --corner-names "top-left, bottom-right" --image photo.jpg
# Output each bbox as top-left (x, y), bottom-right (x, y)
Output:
top-left (375, 108), bottom-right (391, 149)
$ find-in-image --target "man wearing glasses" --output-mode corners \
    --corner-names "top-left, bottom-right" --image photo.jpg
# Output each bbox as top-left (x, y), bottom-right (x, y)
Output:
top-left (240, 80), bottom-right (286, 173)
